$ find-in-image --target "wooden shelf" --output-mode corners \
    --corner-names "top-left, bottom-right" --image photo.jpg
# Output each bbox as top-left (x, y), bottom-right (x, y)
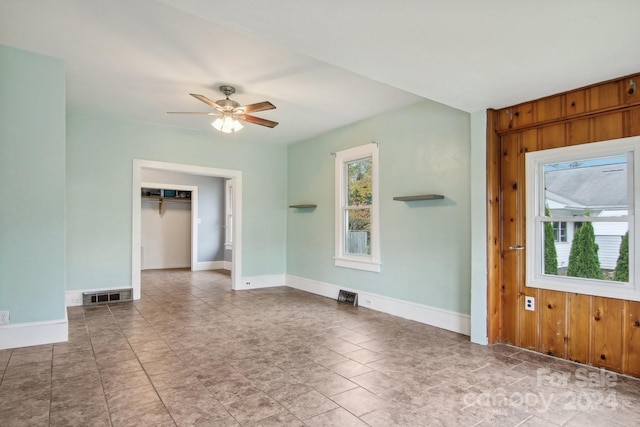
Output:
top-left (289, 204), bottom-right (317, 208)
top-left (393, 194), bottom-right (444, 201)
top-left (142, 195), bottom-right (191, 214)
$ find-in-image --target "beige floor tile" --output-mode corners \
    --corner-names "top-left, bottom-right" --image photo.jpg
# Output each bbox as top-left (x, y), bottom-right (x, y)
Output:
top-left (223, 393), bottom-right (286, 424)
top-left (330, 386), bottom-right (391, 417)
top-left (303, 407), bottom-right (369, 427)
top-left (7, 349), bottom-right (52, 366)
top-left (49, 401), bottom-right (111, 427)
top-left (329, 358), bottom-right (373, 378)
top-left (2, 269), bottom-right (640, 426)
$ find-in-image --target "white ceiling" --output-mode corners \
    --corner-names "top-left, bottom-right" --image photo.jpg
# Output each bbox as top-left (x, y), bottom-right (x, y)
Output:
top-left (2, 0), bottom-right (639, 144)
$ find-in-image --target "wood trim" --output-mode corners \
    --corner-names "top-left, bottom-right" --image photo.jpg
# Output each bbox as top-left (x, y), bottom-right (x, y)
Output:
top-left (496, 101), bottom-right (640, 136)
top-left (486, 108), bottom-right (501, 343)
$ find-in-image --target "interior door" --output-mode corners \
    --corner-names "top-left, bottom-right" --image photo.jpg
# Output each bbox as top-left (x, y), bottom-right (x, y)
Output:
top-left (498, 123), bottom-right (586, 357)
top-left (500, 131), bottom-right (535, 348)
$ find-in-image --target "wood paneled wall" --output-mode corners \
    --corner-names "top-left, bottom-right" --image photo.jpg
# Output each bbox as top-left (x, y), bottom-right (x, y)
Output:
top-left (487, 72), bottom-right (640, 377)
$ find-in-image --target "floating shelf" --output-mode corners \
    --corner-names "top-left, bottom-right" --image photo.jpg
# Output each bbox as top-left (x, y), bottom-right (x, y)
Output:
top-left (289, 204), bottom-right (317, 208)
top-left (393, 194), bottom-right (444, 201)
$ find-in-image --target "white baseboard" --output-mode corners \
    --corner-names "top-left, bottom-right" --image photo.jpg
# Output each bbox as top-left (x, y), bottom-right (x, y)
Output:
top-left (142, 263), bottom-right (191, 271)
top-left (66, 290), bottom-right (84, 307)
top-left (236, 274), bottom-right (286, 290)
top-left (0, 316), bottom-right (68, 350)
top-left (286, 275), bottom-right (471, 336)
top-left (193, 261), bottom-right (226, 271)
top-left (223, 261), bottom-right (232, 270)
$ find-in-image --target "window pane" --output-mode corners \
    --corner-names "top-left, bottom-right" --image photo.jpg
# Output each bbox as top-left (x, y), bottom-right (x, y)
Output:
top-left (347, 158), bottom-right (372, 207)
top-left (346, 208), bottom-right (370, 255)
top-left (552, 222), bottom-right (567, 242)
top-left (544, 156), bottom-right (628, 217)
top-left (542, 220), bottom-right (629, 282)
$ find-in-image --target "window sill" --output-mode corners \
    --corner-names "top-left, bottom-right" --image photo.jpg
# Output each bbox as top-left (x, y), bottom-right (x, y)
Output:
top-left (527, 277), bottom-right (640, 301)
top-left (334, 257), bottom-right (380, 272)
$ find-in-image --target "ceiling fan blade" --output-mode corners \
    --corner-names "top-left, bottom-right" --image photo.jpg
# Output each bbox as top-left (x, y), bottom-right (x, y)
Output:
top-left (190, 93), bottom-right (218, 108)
top-left (241, 101), bottom-right (276, 113)
top-left (167, 111), bottom-right (216, 115)
top-left (241, 114), bottom-right (279, 128)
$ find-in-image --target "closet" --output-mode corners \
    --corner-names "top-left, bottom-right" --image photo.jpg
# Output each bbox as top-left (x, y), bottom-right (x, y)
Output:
top-left (141, 187), bottom-right (192, 270)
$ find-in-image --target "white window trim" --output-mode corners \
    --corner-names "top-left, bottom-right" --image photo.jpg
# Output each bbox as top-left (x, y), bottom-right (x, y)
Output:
top-left (334, 143), bottom-right (380, 272)
top-left (224, 179), bottom-right (233, 250)
top-left (525, 135), bottom-right (639, 301)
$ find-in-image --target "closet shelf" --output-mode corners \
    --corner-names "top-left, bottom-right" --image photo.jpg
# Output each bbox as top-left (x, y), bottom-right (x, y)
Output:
top-left (142, 195), bottom-right (191, 214)
top-left (393, 194), bottom-right (444, 201)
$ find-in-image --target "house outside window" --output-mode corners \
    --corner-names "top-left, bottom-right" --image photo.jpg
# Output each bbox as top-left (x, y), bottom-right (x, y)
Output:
top-left (334, 144), bottom-right (380, 272)
top-left (526, 136), bottom-right (638, 300)
top-left (552, 221), bottom-right (567, 243)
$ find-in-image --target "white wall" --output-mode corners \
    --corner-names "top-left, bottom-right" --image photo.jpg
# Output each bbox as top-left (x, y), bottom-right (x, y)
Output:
top-left (141, 198), bottom-right (191, 269)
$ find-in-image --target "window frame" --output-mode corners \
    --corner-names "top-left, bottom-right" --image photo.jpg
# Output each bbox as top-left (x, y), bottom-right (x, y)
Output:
top-left (525, 135), bottom-right (639, 301)
top-left (224, 179), bottom-right (233, 250)
top-left (334, 143), bottom-right (380, 272)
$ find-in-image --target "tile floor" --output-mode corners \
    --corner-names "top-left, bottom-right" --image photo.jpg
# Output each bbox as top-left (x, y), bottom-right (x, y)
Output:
top-left (1, 269), bottom-right (639, 426)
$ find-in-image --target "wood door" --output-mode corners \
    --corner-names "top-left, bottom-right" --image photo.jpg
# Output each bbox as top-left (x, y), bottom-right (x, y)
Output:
top-left (500, 132), bottom-right (522, 346)
top-left (499, 130), bottom-right (538, 349)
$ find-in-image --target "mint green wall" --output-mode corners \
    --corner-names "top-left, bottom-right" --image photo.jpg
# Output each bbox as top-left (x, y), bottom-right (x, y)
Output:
top-left (0, 45), bottom-right (66, 323)
top-left (66, 110), bottom-right (286, 291)
top-left (287, 100), bottom-right (471, 314)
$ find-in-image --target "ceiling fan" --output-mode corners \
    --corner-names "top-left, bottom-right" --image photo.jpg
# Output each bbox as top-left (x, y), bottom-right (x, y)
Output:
top-left (168, 85), bottom-right (278, 133)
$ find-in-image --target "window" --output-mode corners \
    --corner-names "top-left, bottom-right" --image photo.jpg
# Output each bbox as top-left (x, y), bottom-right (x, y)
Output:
top-left (552, 221), bottom-right (567, 242)
top-left (334, 144), bottom-right (380, 272)
top-left (526, 135), bottom-right (638, 300)
top-left (224, 179), bottom-right (233, 249)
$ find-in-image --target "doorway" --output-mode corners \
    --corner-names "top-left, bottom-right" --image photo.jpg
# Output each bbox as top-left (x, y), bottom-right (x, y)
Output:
top-left (140, 183), bottom-right (198, 271)
top-left (131, 159), bottom-right (243, 299)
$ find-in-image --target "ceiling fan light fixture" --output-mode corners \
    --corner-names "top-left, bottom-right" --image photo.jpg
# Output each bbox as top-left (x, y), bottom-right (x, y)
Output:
top-left (171, 86), bottom-right (277, 132)
top-left (212, 117), bottom-right (223, 130)
top-left (212, 114), bottom-right (243, 133)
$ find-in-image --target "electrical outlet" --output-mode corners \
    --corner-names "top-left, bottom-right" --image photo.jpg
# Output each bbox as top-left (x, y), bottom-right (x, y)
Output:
top-left (364, 298), bottom-right (372, 306)
top-left (0, 311), bottom-right (9, 325)
top-left (525, 296), bottom-right (535, 311)
top-left (245, 281), bottom-right (251, 286)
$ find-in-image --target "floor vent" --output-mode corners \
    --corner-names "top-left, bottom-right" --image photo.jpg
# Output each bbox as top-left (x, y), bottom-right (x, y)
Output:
top-left (83, 288), bottom-right (132, 306)
top-left (338, 290), bottom-right (358, 306)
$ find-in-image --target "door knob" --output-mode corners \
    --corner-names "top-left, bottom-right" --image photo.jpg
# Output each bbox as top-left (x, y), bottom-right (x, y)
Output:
top-left (509, 245), bottom-right (525, 250)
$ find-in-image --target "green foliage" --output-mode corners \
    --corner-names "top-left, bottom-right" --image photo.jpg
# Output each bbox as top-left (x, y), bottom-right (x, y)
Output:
top-left (544, 206), bottom-right (558, 275)
top-left (566, 226), bottom-right (581, 277)
top-left (613, 232), bottom-right (629, 282)
top-left (566, 218), bottom-right (605, 280)
top-left (347, 158), bottom-right (372, 231)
